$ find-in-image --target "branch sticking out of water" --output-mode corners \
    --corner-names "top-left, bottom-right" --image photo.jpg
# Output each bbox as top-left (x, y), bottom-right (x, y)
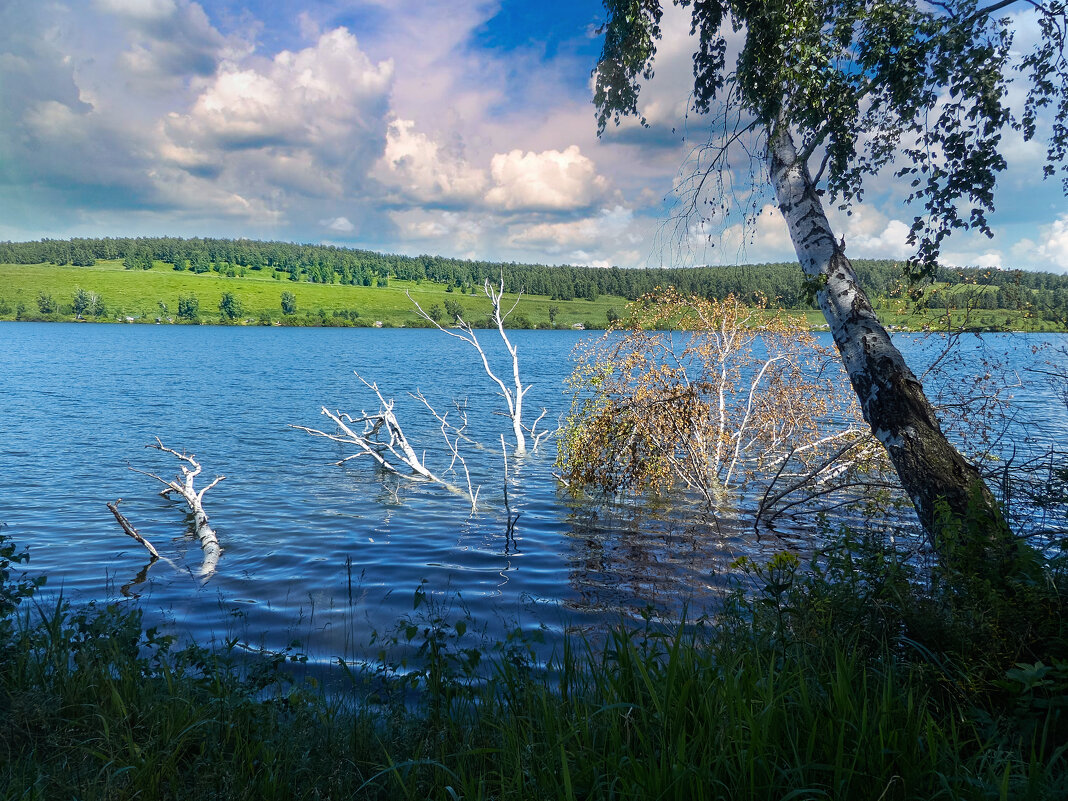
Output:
top-left (107, 499), bottom-right (159, 560)
top-left (129, 438), bottom-right (223, 579)
top-left (292, 373), bottom-right (480, 511)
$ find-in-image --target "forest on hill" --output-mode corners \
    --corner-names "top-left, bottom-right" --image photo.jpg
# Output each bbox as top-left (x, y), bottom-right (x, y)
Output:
top-left (1, 236), bottom-right (1067, 327)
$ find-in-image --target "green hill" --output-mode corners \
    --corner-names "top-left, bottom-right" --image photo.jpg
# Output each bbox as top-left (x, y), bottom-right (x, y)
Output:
top-left (0, 259), bottom-right (629, 329)
top-left (0, 236), bottom-right (1065, 330)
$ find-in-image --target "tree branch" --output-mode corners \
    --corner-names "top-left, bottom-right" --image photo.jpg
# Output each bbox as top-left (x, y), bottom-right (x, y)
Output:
top-left (134, 439), bottom-right (223, 578)
top-left (107, 499), bottom-right (159, 560)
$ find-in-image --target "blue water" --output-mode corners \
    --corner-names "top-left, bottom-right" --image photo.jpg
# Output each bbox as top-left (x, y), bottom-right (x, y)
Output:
top-left (1, 323), bottom-right (1065, 661)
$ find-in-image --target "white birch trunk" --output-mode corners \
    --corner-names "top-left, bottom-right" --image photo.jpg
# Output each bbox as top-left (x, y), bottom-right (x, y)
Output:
top-left (767, 124), bottom-right (1009, 548)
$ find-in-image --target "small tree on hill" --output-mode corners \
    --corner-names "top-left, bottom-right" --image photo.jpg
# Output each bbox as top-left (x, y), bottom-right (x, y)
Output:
top-left (177, 294), bottom-right (199, 321)
top-left (72, 288), bottom-right (103, 318)
top-left (36, 292), bottom-right (57, 315)
top-left (443, 299), bottom-right (464, 322)
top-left (280, 290), bottom-right (297, 315)
top-left (219, 292), bottom-right (242, 321)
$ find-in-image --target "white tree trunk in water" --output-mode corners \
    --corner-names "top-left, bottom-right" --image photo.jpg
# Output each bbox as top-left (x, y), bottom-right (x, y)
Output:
top-left (767, 125), bottom-right (1008, 547)
top-left (132, 439), bottom-right (223, 578)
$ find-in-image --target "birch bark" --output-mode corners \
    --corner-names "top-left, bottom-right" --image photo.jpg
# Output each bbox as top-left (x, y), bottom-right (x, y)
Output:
top-left (767, 124), bottom-right (1010, 551)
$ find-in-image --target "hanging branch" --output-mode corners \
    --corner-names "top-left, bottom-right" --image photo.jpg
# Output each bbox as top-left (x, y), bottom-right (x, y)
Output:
top-left (407, 276), bottom-right (549, 455)
top-left (129, 438), bottom-right (223, 578)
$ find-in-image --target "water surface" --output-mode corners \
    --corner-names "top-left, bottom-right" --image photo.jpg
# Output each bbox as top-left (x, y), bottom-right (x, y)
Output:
top-left (1, 323), bottom-right (1064, 661)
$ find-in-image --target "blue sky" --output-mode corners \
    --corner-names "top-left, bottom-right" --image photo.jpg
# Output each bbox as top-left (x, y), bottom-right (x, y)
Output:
top-left (1, 0), bottom-right (1065, 273)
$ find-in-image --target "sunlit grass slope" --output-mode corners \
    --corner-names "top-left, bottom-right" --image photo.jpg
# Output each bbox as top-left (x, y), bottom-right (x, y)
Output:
top-left (0, 260), bottom-right (629, 328)
top-left (1, 259), bottom-right (1062, 331)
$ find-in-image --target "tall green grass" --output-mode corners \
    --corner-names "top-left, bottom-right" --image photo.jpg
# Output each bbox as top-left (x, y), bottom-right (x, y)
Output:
top-left (2, 525), bottom-right (1066, 800)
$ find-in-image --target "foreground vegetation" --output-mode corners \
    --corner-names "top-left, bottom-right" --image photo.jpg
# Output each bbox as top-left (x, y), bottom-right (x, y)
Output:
top-left (1, 235), bottom-right (1065, 329)
top-left (3, 508), bottom-right (1067, 799)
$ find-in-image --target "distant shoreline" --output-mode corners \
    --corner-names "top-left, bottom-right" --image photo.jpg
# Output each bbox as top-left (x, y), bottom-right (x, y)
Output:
top-left (3, 251), bottom-right (1065, 334)
top-left (2, 318), bottom-right (1064, 335)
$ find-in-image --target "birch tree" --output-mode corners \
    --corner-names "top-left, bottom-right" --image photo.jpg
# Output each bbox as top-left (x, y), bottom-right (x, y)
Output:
top-left (594, 0), bottom-right (1068, 560)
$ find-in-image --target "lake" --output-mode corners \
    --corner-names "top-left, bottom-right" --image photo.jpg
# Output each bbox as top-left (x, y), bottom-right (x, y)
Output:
top-left (1, 323), bottom-right (1065, 664)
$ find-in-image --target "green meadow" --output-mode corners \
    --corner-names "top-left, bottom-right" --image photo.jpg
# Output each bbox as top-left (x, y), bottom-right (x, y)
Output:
top-left (0, 260), bottom-right (630, 329)
top-left (0, 259), bottom-right (1063, 332)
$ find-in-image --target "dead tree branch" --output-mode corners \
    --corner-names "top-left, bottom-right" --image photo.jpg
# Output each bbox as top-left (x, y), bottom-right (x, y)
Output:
top-left (107, 499), bottom-right (159, 560)
top-left (407, 277), bottom-right (548, 455)
top-left (293, 373), bottom-right (480, 510)
top-left (130, 438), bottom-right (223, 578)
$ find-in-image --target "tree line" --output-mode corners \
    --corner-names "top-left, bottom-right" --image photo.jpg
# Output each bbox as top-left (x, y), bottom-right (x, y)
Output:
top-left (1, 236), bottom-right (1066, 319)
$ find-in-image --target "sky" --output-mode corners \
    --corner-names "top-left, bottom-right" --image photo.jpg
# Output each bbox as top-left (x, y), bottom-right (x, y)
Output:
top-left (1, 0), bottom-right (1065, 273)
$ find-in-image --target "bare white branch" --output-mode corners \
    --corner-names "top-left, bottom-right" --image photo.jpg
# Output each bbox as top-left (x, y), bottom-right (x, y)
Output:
top-left (294, 379), bottom-right (480, 509)
top-left (139, 438), bottom-right (223, 578)
top-left (408, 276), bottom-right (532, 455)
top-left (107, 500), bottom-right (159, 560)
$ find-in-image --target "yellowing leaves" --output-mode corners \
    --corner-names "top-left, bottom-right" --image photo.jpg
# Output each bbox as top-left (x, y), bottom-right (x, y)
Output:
top-left (558, 288), bottom-right (888, 523)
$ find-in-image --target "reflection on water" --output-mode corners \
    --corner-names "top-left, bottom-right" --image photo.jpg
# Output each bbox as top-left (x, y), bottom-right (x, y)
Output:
top-left (0, 323), bottom-right (1064, 663)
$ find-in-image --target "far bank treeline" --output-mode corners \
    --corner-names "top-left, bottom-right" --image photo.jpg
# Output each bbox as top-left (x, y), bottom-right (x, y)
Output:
top-left (1, 236), bottom-right (1067, 327)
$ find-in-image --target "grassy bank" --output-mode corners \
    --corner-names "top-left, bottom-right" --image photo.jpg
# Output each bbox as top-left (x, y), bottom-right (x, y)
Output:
top-left (2, 523), bottom-right (1066, 800)
top-left (2, 260), bottom-right (1064, 332)
top-left (0, 261), bottom-right (629, 329)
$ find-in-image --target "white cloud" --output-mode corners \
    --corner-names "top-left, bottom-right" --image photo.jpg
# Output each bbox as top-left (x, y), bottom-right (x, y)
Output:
top-left (321, 216), bottom-right (354, 233)
top-left (687, 204), bottom-right (793, 265)
top-left (939, 249), bottom-right (1004, 269)
top-left (392, 209), bottom-right (487, 258)
top-left (22, 100), bottom-right (87, 141)
top-left (376, 121), bottom-right (614, 216)
top-left (509, 205), bottom-right (644, 267)
top-left (95, 0), bottom-right (230, 82)
top-left (836, 208), bottom-right (913, 260)
top-left (511, 205), bottom-right (638, 251)
top-left (94, 0), bottom-right (176, 21)
top-left (167, 28), bottom-right (392, 156)
top-left (1036, 214), bottom-right (1068, 271)
top-left (151, 27), bottom-right (393, 225)
top-left (375, 118), bottom-right (486, 206)
top-left (486, 146), bottom-right (608, 212)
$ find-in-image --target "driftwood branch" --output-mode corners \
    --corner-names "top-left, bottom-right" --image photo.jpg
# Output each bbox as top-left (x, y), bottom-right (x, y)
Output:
top-left (131, 438), bottom-right (224, 578)
top-left (294, 374), bottom-right (480, 509)
top-left (107, 499), bottom-right (159, 560)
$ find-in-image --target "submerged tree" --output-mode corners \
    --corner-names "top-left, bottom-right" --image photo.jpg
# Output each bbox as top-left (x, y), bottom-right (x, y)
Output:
top-left (409, 277), bottom-right (552, 455)
top-left (594, 0), bottom-right (1068, 556)
top-left (559, 290), bottom-right (889, 524)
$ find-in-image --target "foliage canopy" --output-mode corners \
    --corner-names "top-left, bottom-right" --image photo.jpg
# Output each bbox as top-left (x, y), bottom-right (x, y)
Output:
top-left (595, 0), bottom-right (1068, 278)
